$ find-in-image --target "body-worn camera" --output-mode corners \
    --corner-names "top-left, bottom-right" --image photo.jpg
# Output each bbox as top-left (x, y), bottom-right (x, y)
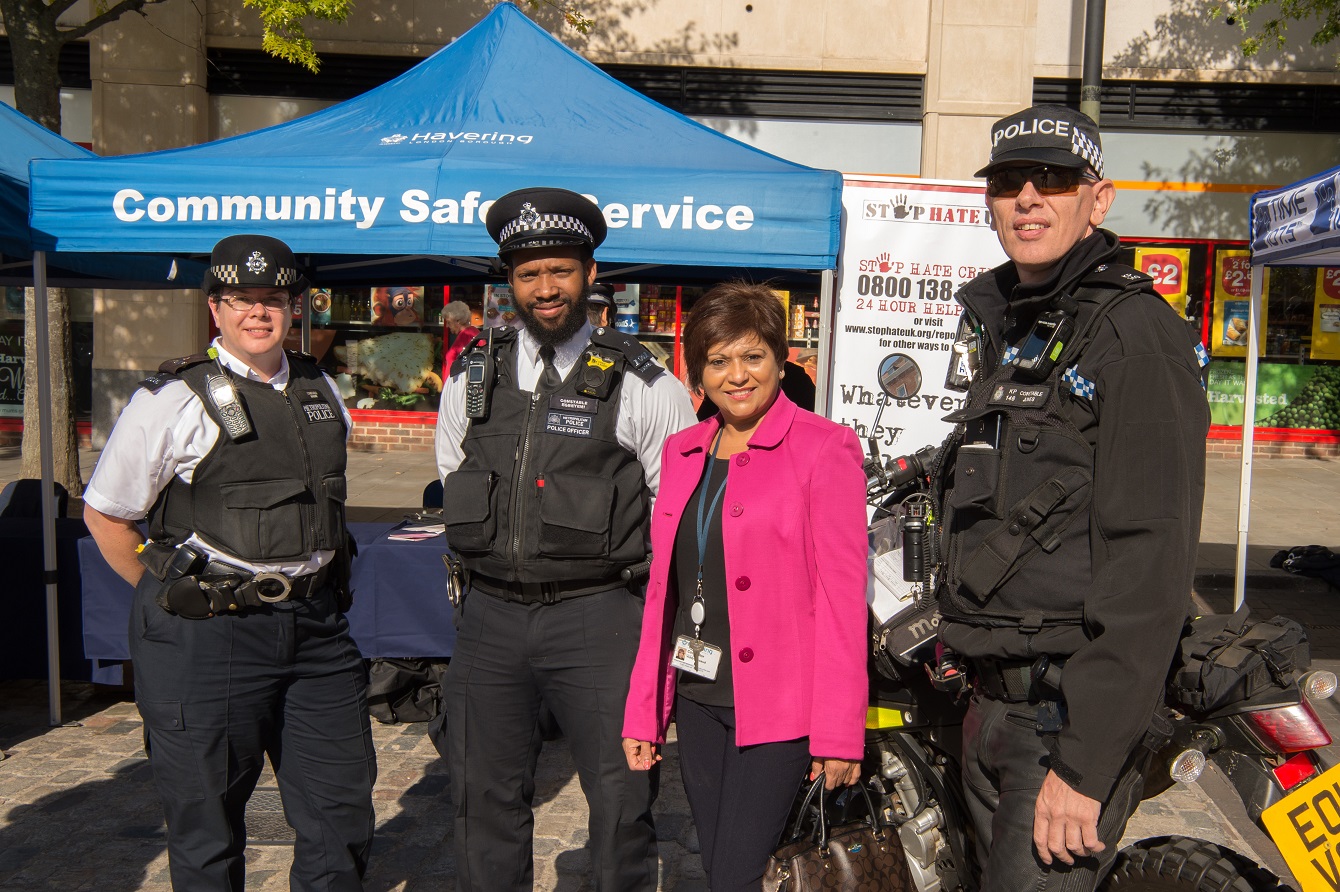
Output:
top-left (1013, 310), bottom-right (1075, 382)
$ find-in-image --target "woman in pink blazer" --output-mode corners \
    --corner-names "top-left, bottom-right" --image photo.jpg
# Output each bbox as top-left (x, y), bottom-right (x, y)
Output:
top-left (621, 282), bottom-right (869, 891)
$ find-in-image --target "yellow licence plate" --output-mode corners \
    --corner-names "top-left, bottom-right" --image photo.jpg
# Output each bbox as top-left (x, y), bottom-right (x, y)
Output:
top-left (1261, 759), bottom-right (1340, 891)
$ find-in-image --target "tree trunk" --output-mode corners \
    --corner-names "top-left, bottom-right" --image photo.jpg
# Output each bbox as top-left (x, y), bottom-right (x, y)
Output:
top-left (0, 0), bottom-right (65, 133)
top-left (21, 287), bottom-right (83, 500)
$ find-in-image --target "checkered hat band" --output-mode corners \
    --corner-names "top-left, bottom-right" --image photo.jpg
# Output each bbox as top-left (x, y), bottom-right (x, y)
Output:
top-left (498, 213), bottom-right (592, 245)
top-left (210, 264), bottom-right (300, 286)
top-left (1071, 130), bottom-right (1104, 178)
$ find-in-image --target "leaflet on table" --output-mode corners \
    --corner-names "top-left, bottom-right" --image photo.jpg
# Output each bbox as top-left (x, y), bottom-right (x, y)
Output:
top-left (386, 519), bottom-right (446, 541)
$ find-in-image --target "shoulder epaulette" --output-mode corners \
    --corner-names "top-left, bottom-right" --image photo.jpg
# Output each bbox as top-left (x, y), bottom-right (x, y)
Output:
top-left (1078, 262), bottom-right (1153, 294)
top-left (140, 353), bottom-right (210, 392)
top-left (589, 327), bottom-right (664, 383)
top-left (284, 348), bottom-right (318, 364)
top-left (448, 326), bottom-right (516, 377)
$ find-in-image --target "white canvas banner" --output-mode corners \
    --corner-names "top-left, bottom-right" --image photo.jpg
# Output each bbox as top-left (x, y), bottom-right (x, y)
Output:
top-left (829, 177), bottom-right (1008, 456)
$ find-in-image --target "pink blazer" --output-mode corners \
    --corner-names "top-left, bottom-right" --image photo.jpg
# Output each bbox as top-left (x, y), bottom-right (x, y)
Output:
top-left (621, 393), bottom-right (869, 759)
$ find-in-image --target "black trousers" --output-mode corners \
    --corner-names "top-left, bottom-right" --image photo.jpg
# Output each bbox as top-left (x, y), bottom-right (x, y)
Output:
top-left (443, 585), bottom-right (658, 892)
top-left (961, 693), bottom-right (1147, 892)
top-left (674, 695), bottom-right (811, 892)
top-left (129, 572), bottom-right (377, 892)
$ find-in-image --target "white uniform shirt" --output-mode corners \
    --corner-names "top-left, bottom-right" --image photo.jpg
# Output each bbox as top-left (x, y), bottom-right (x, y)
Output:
top-left (434, 322), bottom-right (696, 498)
top-left (84, 339), bottom-right (352, 576)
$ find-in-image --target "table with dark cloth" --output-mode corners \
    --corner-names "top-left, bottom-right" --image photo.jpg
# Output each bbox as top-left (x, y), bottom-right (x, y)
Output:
top-left (1, 517), bottom-right (98, 682)
top-left (78, 522), bottom-right (455, 684)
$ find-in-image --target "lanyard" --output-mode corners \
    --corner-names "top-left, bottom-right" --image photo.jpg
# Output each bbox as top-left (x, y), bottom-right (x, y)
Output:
top-left (691, 434), bottom-right (730, 638)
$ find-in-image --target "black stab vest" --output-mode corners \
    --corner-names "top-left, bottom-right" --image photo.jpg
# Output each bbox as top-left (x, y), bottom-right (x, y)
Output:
top-left (935, 282), bottom-right (1147, 633)
top-left (441, 331), bottom-right (652, 583)
top-left (147, 352), bottom-right (348, 563)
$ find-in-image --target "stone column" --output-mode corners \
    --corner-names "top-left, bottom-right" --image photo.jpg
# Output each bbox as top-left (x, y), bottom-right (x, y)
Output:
top-left (921, 0), bottom-right (1037, 180)
top-left (88, 0), bottom-right (210, 446)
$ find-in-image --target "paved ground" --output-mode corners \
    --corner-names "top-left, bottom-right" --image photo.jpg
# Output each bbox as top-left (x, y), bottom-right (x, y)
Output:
top-left (2, 446), bottom-right (1339, 889)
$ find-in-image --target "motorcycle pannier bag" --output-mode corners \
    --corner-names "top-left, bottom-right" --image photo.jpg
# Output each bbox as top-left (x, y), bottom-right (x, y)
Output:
top-left (1167, 604), bottom-right (1309, 714)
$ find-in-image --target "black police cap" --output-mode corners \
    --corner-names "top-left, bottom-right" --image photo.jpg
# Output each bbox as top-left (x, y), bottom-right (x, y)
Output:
top-left (201, 234), bottom-right (309, 296)
top-left (974, 104), bottom-right (1104, 179)
top-left (587, 282), bottom-right (616, 311)
top-left (486, 187), bottom-right (608, 258)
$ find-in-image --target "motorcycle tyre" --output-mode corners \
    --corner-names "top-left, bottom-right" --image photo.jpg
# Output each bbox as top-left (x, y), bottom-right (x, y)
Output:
top-left (1100, 836), bottom-right (1292, 892)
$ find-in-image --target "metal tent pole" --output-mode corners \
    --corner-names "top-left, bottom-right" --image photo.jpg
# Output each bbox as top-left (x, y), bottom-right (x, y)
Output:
top-left (816, 269), bottom-right (836, 417)
top-left (1234, 266), bottom-right (1265, 610)
top-left (34, 249), bottom-right (62, 725)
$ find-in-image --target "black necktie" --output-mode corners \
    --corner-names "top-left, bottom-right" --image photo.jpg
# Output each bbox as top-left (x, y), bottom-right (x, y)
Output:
top-left (539, 345), bottom-right (562, 393)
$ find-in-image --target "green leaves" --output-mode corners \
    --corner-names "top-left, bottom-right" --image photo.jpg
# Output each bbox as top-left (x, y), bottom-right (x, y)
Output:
top-left (242, 0), bottom-right (353, 73)
top-left (1212, 0), bottom-right (1340, 62)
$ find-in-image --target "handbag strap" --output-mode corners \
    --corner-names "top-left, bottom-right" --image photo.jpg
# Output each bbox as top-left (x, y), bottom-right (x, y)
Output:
top-left (783, 772), bottom-right (885, 854)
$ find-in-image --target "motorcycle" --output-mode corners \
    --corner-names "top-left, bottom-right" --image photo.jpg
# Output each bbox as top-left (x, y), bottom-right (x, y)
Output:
top-left (813, 356), bottom-right (1340, 892)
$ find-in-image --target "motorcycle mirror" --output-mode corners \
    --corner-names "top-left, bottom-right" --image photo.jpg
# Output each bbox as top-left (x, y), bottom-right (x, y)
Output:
top-left (877, 353), bottom-right (923, 400)
top-left (865, 353), bottom-right (924, 468)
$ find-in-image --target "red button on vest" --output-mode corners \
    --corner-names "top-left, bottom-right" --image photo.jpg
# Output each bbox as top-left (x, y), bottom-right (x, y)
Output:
top-left (735, 576), bottom-right (751, 590)
top-left (739, 647), bottom-right (754, 662)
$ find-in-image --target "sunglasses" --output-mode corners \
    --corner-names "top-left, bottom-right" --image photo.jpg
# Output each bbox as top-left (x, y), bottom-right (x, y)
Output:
top-left (985, 166), bottom-right (1097, 198)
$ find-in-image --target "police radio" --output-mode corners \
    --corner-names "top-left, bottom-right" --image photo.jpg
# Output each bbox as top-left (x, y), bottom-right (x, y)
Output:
top-left (464, 328), bottom-right (496, 420)
top-left (1013, 310), bottom-right (1075, 382)
top-left (205, 370), bottom-right (254, 441)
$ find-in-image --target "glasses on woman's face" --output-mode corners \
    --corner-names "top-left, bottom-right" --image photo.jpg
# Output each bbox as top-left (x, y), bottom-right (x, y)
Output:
top-left (215, 292), bottom-right (291, 313)
top-left (985, 165), bottom-right (1097, 199)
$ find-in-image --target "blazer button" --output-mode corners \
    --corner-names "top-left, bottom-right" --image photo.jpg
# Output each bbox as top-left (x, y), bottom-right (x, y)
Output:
top-left (735, 453), bottom-right (750, 467)
top-left (730, 502), bottom-right (744, 516)
top-left (735, 576), bottom-right (751, 590)
top-left (739, 647), bottom-right (754, 663)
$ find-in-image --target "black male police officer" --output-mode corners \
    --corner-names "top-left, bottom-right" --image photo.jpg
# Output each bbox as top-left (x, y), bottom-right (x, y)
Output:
top-left (83, 234), bottom-right (376, 891)
top-left (932, 106), bottom-right (1209, 891)
top-left (434, 188), bottom-right (695, 891)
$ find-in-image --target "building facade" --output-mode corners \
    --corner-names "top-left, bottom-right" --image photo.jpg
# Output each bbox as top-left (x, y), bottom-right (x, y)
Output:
top-left (3, 0), bottom-right (1338, 453)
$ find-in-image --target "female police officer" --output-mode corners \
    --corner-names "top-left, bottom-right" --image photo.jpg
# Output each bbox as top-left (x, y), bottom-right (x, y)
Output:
top-left (84, 234), bottom-right (376, 891)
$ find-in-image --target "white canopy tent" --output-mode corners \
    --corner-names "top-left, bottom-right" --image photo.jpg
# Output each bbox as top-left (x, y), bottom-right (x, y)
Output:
top-left (1237, 163), bottom-right (1340, 606)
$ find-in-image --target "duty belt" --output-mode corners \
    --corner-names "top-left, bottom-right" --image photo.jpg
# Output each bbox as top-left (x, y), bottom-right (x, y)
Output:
top-left (201, 560), bottom-right (332, 604)
top-left (972, 655), bottom-right (1066, 703)
top-left (471, 574), bottom-right (624, 605)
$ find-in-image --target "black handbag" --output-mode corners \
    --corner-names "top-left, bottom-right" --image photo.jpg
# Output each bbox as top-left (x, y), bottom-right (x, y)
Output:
top-left (763, 775), bottom-right (915, 892)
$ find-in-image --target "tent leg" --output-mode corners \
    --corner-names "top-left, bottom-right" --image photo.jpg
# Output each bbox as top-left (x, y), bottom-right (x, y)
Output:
top-left (34, 250), bottom-right (62, 726)
top-left (816, 269), bottom-right (836, 417)
top-left (1234, 267), bottom-right (1264, 612)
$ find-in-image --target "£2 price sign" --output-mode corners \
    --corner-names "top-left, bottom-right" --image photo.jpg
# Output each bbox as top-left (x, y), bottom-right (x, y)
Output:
top-left (1135, 247), bottom-right (1190, 317)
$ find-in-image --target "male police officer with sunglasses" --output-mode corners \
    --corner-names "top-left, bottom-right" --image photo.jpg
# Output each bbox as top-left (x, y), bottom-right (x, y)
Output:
top-left (83, 234), bottom-right (376, 891)
top-left (434, 188), bottom-right (695, 891)
top-left (931, 106), bottom-right (1209, 891)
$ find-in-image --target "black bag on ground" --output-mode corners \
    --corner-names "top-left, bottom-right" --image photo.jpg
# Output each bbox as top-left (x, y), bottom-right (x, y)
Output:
top-left (366, 657), bottom-right (449, 724)
top-left (1167, 604), bottom-right (1309, 714)
top-left (1271, 544), bottom-right (1340, 589)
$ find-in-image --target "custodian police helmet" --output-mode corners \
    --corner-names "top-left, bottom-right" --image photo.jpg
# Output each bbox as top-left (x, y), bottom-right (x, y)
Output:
top-left (201, 234), bottom-right (309, 296)
top-left (486, 187), bottom-right (608, 259)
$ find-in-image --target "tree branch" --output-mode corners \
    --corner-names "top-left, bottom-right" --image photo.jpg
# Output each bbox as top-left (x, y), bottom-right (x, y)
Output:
top-left (60, 0), bottom-right (167, 43)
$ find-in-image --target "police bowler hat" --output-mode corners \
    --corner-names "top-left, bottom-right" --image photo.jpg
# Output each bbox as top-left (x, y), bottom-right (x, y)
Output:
top-left (487, 187), bottom-right (608, 259)
top-left (201, 234), bottom-right (309, 296)
top-left (975, 104), bottom-right (1104, 179)
top-left (587, 282), bottom-right (616, 312)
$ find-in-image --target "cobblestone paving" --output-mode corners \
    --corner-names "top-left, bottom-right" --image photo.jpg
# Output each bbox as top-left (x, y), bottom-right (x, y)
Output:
top-left (1, 677), bottom-right (1279, 891)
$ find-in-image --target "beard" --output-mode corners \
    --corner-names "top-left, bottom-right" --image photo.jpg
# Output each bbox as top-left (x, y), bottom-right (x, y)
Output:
top-left (516, 282), bottom-right (591, 347)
